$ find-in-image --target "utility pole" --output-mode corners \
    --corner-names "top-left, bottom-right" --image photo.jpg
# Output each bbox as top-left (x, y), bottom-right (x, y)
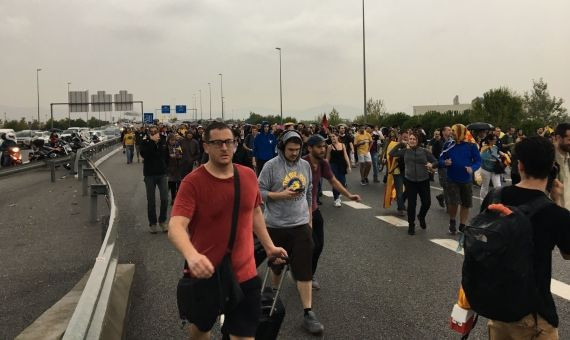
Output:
top-left (67, 82), bottom-right (71, 127)
top-left (362, 0), bottom-right (367, 122)
top-left (199, 89), bottom-right (203, 121)
top-left (276, 47), bottom-right (283, 124)
top-left (219, 73), bottom-right (224, 121)
top-left (208, 82), bottom-right (212, 120)
top-left (36, 68), bottom-right (42, 125)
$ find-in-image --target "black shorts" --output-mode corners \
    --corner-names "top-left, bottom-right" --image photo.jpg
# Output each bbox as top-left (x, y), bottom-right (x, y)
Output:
top-left (267, 224), bottom-right (314, 281)
top-left (190, 276), bottom-right (261, 337)
top-left (447, 180), bottom-right (473, 208)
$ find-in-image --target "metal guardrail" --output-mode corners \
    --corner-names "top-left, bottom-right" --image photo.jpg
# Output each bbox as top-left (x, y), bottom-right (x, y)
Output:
top-left (63, 155), bottom-right (119, 339)
top-left (74, 137), bottom-right (121, 175)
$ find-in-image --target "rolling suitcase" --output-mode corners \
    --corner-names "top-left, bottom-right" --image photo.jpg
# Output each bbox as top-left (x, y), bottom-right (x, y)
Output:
top-left (221, 262), bottom-right (287, 340)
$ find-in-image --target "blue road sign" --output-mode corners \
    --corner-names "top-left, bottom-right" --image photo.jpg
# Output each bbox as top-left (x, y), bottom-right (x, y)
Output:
top-left (143, 113), bottom-right (154, 124)
top-left (176, 105), bottom-right (187, 114)
top-left (161, 105), bottom-right (170, 114)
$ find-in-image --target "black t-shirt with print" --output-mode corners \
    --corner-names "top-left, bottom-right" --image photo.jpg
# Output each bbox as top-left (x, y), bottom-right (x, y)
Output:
top-left (481, 186), bottom-right (570, 327)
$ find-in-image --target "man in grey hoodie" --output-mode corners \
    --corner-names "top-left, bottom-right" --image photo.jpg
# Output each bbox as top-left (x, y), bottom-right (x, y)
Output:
top-left (258, 130), bottom-right (324, 335)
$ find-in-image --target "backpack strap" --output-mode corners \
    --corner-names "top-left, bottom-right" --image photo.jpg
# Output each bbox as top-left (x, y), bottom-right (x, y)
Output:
top-left (516, 194), bottom-right (554, 219)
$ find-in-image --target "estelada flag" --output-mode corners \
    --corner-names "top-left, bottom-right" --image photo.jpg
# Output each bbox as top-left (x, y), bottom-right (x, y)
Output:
top-left (321, 114), bottom-right (329, 130)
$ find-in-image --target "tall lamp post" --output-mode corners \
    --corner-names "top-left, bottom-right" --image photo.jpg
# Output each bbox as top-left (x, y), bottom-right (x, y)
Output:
top-left (362, 0), bottom-right (367, 122)
top-left (36, 68), bottom-right (42, 126)
top-left (67, 82), bottom-right (72, 127)
top-left (219, 73), bottom-right (224, 121)
top-left (208, 82), bottom-right (212, 120)
top-left (193, 94), bottom-right (197, 121)
top-left (199, 89), bottom-right (203, 121)
top-left (275, 47), bottom-right (283, 124)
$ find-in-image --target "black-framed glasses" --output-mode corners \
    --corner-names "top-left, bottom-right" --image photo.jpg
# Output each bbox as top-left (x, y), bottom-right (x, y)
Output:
top-left (206, 139), bottom-right (235, 148)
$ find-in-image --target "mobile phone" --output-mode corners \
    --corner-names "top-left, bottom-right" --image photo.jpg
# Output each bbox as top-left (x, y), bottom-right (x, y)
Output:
top-left (546, 162), bottom-right (560, 193)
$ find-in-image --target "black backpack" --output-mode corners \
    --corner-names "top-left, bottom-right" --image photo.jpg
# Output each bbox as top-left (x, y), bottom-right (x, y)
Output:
top-left (461, 189), bottom-right (553, 322)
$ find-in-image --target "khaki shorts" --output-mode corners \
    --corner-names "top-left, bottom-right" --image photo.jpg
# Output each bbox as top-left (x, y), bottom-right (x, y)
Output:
top-left (358, 152), bottom-right (372, 163)
top-left (447, 180), bottom-right (473, 208)
top-left (488, 314), bottom-right (558, 340)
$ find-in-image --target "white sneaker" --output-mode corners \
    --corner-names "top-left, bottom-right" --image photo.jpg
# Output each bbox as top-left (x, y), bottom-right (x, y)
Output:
top-left (334, 198), bottom-right (342, 207)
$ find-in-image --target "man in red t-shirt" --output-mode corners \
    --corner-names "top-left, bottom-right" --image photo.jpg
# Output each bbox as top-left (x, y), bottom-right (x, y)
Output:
top-left (303, 134), bottom-right (361, 290)
top-left (169, 122), bottom-right (287, 340)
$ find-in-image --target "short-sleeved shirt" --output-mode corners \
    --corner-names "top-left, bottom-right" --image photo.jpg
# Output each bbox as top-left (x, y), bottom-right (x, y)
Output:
top-left (354, 132), bottom-right (372, 155)
top-left (302, 155), bottom-right (334, 211)
top-left (171, 164), bottom-right (261, 283)
top-left (481, 186), bottom-right (570, 327)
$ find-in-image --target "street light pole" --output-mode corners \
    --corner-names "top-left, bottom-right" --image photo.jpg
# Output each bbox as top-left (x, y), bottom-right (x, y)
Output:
top-left (199, 89), bottom-right (203, 121)
top-left (67, 82), bottom-right (71, 127)
top-left (193, 94), bottom-right (197, 121)
top-left (362, 0), bottom-right (367, 122)
top-left (36, 68), bottom-right (42, 126)
top-left (276, 47), bottom-right (283, 124)
top-left (208, 83), bottom-right (212, 120)
top-left (219, 73), bottom-right (224, 121)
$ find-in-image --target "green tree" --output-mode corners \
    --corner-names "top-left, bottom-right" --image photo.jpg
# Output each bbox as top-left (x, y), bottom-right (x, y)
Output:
top-left (328, 107), bottom-right (343, 126)
top-left (471, 87), bottom-right (524, 129)
top-left (524, 78), bottom-right (568, 125)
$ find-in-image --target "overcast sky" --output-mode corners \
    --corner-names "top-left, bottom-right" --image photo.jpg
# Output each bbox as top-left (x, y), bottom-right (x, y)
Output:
top-left (1, 0), bottom-right (569, 122)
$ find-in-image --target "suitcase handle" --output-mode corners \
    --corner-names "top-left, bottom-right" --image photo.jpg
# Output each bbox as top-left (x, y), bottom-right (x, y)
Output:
top-left (261, 261), bottom-right (289, 317)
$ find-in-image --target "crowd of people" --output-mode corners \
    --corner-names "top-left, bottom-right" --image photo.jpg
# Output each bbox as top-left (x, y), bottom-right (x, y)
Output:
top-left (127, 118), bottom-right (569, 339)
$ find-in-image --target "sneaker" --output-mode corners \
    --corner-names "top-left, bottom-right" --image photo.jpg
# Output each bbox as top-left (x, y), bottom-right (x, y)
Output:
top-left (408, 224), bottom-right (415, 235)
top-left (149, 224), bottom-right (158, 234)
top-left (418, 215), bottom-right (427, 229)
top-left (373, 176), bottom-right (379, 183)
top-left (333, 198), bottom-right (342, 207)
top-left (448, 220), bottom-right (457, 235)
top-left (397, 209), bottom-right (406, 217)
top-left (364, 178), bottom-right (369, 184)
top-left (312, 278), bottom-right (321, 290)
top-left (303, 311), bottom-right (324, 335)
top-left (159, 222), bottom-right (168, 233)
top-left (436, 194), bottom-right (445, 208)
top-left (360, 180), bottom-right (366, 186)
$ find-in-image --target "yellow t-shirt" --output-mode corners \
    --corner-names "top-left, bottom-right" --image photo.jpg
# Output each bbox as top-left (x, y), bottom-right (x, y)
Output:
top-left (124, 132), bottom-right (135, 146)
top-left (354, 132), bottom-right (372, 155)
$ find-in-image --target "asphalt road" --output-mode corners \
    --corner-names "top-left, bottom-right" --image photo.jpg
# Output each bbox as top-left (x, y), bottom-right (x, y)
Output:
top-left (98, 152), bottom-right (570, 339)
top-left (0, 165), bottom-right (108, 340)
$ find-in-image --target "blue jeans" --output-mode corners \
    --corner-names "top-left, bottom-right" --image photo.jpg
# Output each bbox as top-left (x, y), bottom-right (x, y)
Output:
top-left (393, 174), bottom-right (406, 211)
top-left (330, 162), bottom-right (346, 200)
top-left (371, 151), bottom-right (379, 178)
top-left (144, 175), bottom-right (169, 225)
top-left (126, 145), bottom-right (134, 164)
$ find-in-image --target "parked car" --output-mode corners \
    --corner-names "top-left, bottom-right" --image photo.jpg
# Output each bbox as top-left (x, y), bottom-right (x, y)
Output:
top-left (89, 130), bottom-right (107, 142)
top-left (103, 128), bottom-right (121, 138)
top-left (15, 130), bottom-right (42, 149)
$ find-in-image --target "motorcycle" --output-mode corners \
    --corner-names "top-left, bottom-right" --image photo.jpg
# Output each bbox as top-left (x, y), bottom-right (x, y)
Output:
top-left (1, 145), bottom-right (22, 166)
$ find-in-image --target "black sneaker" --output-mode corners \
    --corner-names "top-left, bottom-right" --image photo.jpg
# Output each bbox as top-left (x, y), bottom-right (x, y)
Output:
top-left (360, 179), bottom-right (366, 186)
top-left (364, 178), bottom-right (369, 184)
top-left (418, 215), bottom-right (427, 229)
top-left (436, 194), bottom-right (445, 208)
top-left (408, 224), bottom-right (416, 235)
top-left (448, 220), bottom-right (457, 235)
top-left (303, 311), bottom-right (324, 335)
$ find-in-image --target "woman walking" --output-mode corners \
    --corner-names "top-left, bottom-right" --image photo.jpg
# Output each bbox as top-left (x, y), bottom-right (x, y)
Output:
top-left (166, 134), bottom-right (183, 204)
top-left (389, 133), bottom-right (438, 235)
top-left (326, 132), bottom-right (351, 207)
top-left (479, 133), bottom-right (505, 199)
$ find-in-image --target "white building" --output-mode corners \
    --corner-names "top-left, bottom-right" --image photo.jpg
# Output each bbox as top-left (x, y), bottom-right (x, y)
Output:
top-left (412, 96), bottom-right (472, 116)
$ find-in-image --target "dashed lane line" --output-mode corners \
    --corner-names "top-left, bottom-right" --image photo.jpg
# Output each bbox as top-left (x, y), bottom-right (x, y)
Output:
top-left (430, 238), bottom-right (570, 301)
top-left (342, 201), bottom-right (371, 209)
top-left (375, 216), bottom-right (408, 227)
top-left (322, 191), bottom-right (333, 198)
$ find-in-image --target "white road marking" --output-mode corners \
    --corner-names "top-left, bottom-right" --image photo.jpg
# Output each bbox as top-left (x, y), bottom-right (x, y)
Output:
top-left (430, 238), bottom-right (570, 301)
top-left (375, 216), bottom-right (408, 227)
top-left (322, 190), bottom-right (333, 198)
top-left (430, 186), bottom-right (482, 201)
top-left (430, 238), bottom-right (464, 255)
top-left (342, 201), bottom-right (371, 209)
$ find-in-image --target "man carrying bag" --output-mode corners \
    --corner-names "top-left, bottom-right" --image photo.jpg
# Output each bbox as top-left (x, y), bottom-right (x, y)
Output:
top-left (169, 122), bottom-right (287, 340)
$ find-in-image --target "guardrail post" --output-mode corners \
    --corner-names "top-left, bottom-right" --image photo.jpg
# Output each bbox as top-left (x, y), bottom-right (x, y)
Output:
top-left (89, 184), bottom-right (108, 223)
top-left (78, 158), bottom-right (89, 182)
top-left (49, 161), bottom-right (56, 183)
top-left (82, 168), bottom-right (96, 196)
